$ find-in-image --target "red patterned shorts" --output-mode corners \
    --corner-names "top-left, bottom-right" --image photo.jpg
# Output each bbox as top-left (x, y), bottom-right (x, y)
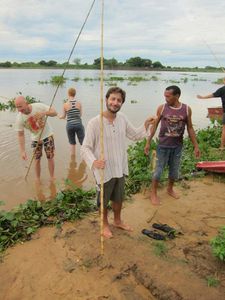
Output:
top-left (31, 135), bottom-right (55, 160)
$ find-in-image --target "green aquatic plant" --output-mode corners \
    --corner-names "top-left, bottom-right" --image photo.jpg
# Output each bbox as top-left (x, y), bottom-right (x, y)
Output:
top-left (0, 185), bottom-right (95, 252)
top-left (50, 75), bottom-right (67, 85)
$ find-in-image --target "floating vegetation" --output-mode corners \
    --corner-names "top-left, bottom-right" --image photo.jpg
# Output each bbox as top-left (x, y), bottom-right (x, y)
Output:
top-left (169, 80), bottom-right (180, 84)
top-left (127, 76), bottom-right (149, 82)
top-left (150, 76), bottom-right (159, 81)
top-left (105, 82), bottom-right (117, 87)
top-left (0, 185), bottom-right (96, 253)
top-left (181, 77), bottom-right (188, 83)
top-left (38, 80), bottom-right (49, 84)
top-left (0, 95), bottom-right (39, 111)
top-left (213, 78), bottom-right (224, 84)
top-left (71, 77), bottom-right (80, 82)
top-left (50, 75), bottom-right (67, 86)
top-left (105, 76), bottom-right (124, 81)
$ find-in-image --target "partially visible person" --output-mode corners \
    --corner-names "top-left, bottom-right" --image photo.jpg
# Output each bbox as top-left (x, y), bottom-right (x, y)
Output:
top-left (197, 77), bottom-right (225, 149)
top-left (59, 87), bottom-right (85, 155)
top-left (145, 85), bottom-right (200, 206)
top-left (15, 96), bottom-right (57, 182)
top-left (81, 87), bottom-right (155, 238)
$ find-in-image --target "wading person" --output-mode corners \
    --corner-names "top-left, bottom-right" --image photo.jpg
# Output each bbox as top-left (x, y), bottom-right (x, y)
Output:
top-left (81, 87), bottom-right (155, 238)
top-left (58, 87), bottom-right (85, 155)
top-left (197, 77), bottom-right (225, 149)
top-left (144, 85), bottom-right (200, 206)
top-left (15, 96), bottom-right (57, 183)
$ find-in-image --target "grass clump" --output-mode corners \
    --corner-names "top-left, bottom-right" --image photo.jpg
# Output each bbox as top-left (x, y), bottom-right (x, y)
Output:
top-left (210, 226), bottom-right (225, 262)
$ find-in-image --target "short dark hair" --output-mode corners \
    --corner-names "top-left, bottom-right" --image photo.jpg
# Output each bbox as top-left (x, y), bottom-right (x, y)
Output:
top-left (105, 87), bottom-right (126, 103)
top-left (165, 85), bottom-right (181, 97)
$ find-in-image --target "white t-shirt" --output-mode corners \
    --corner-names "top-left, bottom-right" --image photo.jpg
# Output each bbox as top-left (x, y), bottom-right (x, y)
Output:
top-left (15, 103), bottom-right (53, 141)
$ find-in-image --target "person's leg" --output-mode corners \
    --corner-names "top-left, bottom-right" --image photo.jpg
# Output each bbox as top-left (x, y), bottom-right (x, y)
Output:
top-left (151, 179), bottom-right (160, 205)
top-left (167, 146), bottom-right (182, 199)
top-left (76, 124), bottom-right (85, 145)
top-left (48, 158), bottom-right (55, 181)
top-left (70, 144), bottom-right (76, 156)
top-left (97, 179), bottom-right (115, 238)
top-left (31, 140), bottom-right (43, 183)
top-left (151, 147), bottom-right (168, 205)
top-left (220, 123), bottom-right (225, 149)
top-left (34, 158), bottom-right (41, 183)
top-left (112, 201), bottom-right (133, 231)
top-left (66, 125), bottom-right (76, 155)
top-left (110, 177), bottom-right (132, 231)
top-left (44, 136), bottom-right (55, 181)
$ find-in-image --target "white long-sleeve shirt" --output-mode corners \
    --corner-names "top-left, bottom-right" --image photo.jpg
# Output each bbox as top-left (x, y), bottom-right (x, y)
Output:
top-left (80, 112), bottom-right (148, 184)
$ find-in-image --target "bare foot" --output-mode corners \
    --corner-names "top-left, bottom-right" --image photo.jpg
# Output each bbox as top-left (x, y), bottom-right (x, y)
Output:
top-left (50, 177), bottom-right (56, 183)
top-left (150, 193), bottom-right (161, 206)
top-left (113, 222), bottom-right (133, 232)
top-left (102, 226), bottom-right (113, 239)
top-left (167, 189), bottom-right (179, 199)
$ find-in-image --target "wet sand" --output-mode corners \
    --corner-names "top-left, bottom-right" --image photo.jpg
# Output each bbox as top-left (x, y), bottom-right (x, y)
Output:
top-left (1, 176), bottom-right (225, 300)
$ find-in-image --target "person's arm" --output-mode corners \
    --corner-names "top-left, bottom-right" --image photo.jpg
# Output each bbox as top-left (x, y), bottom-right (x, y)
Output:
top-left (76, 101), bottom-right (82, 116)
top-left (46, 106), bottom-right (57, 117)
top-left (144, 105), bottom-right (163, 155)
top-left (187, 106), bottom-right (200, 158)
top-left (80, 118), bottom-right (105, 170)
top-left (58, 103), bottom-right (67, 119)
top-left (36, 105), bottom-right (57, 118)
top-left (197, 93), bottom-right (214, 99)
top-left (18, 131), bottom-right (28, 160)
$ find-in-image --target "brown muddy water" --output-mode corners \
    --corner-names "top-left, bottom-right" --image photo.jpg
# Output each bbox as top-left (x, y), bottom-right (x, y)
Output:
top-left (0, 69), bottom-right (223, 210)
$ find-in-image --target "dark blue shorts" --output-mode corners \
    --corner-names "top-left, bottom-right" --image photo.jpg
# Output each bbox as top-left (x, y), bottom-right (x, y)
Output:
top-left (66, 123), bottom-right (85, 145)
top-left (153, 145), bottom-right (183, 181)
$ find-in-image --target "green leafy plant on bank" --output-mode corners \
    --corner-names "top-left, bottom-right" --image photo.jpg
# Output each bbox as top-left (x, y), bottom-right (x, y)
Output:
top-left (210, 226), bottom-right (225, 262)
top-left (0, 185), bottom-right (95, 252)
top-left (125, 124), bottom-right (225, 196)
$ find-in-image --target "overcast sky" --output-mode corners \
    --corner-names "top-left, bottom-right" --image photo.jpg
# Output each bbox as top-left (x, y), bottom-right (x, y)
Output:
top-left (0, 0), bottom-right (224, 67)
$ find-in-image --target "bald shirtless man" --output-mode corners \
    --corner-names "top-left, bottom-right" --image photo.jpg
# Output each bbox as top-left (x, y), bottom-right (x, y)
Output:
top-left (15, 96), bottom-right (57, 182)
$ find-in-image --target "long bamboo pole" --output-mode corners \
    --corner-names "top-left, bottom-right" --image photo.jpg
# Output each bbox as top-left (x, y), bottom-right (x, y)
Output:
top-left (100, 0), bottom-right (105, 255)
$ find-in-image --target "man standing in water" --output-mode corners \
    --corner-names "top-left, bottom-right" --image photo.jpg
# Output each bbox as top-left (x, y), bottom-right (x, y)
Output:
top-left (15, 96), bottom-right (57, 182)
top-left (144, 85), bottom-right (200, 205)
top-left (81, 87), bottom-right (155, 238)
top-left (197, 77), bottom-right (225, 149)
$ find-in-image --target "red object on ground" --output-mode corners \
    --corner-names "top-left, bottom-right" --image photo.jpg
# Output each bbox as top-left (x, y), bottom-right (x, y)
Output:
top-left (196, 161), bottom-right (225, 173)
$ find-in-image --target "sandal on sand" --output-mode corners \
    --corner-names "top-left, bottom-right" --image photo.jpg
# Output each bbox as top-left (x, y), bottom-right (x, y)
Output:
top-left (142, 229), bottom-right (165, 240)
top-left (152, 223), bottom-right (183, 239)
top-left (152, 223), bottom-right (176, 233)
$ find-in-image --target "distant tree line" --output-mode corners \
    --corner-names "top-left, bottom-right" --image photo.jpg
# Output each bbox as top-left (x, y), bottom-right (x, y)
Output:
top-left (0, 57), bottom-right (223, 72)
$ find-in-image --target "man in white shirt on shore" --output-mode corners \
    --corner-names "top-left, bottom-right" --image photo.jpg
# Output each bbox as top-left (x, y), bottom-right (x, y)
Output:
top-left (81, 87), bottom-right (155, 238)
top-left (15, 96), bottom-right (57, 183)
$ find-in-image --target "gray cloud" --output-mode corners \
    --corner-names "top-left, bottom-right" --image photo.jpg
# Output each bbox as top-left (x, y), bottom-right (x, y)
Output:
top-left (0, 0), bottom-right (224, 66)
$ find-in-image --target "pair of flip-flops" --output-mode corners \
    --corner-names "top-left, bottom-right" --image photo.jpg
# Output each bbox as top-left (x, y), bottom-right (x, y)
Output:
top-left (142, 223), bottom-right (181, 240)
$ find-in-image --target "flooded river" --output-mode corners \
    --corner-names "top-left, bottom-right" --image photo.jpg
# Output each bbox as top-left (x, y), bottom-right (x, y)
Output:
top-left (0, 69), bottom-right (223, 209)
